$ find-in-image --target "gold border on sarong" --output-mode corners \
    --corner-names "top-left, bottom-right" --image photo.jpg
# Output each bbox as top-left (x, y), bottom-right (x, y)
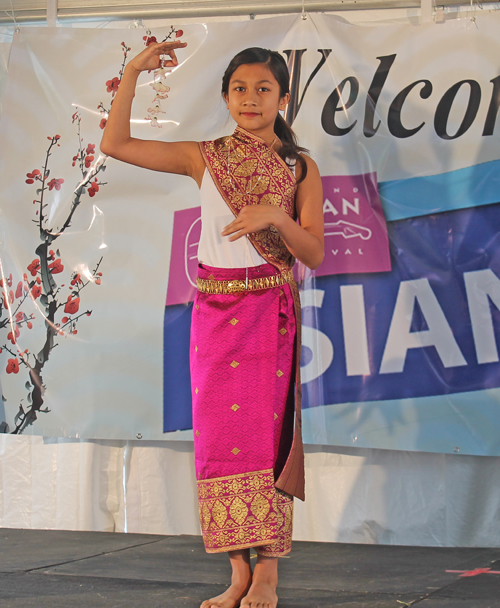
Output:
top-left (197, 469), bottom-right (292, 554)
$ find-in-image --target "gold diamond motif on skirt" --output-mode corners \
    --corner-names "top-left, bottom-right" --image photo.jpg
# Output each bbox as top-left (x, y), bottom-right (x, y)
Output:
top-left (195, 387), bottom-right (199, 394)
top-left (229, 318), bottom-right (239, 325)
top-left (279, 328), bottom-right (287, 335)
top-left (231, 404), bottom-right (240, 412)
top-left (274, 413), bottom-right (278, 420)
top-left (231, 447), bottom-right (241, 455)
top-left (196, 430), bottom-right (200, 437)
top-left (276, 369), bottom-right (284, 377)
top-left (229, 496), bottom-right (248, 525)
top-left (212, 500), bottom-right (228, 528)
top-left (195, 345), bottom-right (198, 352)
top-left (230, 360), bottom-right (240, 368)
top-left (251, 493), bottom-right (271, 521)
top-left (202, 502), bottom-right (211, 529)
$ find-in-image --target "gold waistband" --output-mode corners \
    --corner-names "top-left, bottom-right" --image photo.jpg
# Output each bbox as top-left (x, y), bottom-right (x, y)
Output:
top-left (197, 268), bottom-right (294, 294)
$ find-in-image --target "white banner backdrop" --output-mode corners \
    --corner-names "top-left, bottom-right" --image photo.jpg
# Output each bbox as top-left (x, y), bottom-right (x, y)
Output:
top-left (1, 14), bottom-right (500, 452)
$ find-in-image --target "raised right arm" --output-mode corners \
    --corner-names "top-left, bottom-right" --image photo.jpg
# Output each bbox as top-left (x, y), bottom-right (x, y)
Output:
top-left (100, 40), bottom-right (205, 186)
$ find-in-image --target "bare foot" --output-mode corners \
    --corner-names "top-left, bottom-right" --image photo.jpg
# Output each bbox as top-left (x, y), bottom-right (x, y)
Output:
top-left (240, 556), bottom-right (279, 608)
top-left (200, 578), bottom-right (252, 608)
top-left (240, 578), bottom-right (278, 608)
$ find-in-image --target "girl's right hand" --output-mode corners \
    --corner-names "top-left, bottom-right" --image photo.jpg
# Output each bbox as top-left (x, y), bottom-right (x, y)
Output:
top-left (127, 40), bottom-right (188, 74)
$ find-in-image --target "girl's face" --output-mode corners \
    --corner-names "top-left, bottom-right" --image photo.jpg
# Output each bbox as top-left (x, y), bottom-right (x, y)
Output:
top-left (224, 63), bottom-right (290, 139)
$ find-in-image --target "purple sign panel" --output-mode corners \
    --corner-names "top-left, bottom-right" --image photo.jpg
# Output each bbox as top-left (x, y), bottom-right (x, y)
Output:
top-left (317, 173), bottom-right (391, 276)
top-left (166, 206), bottom-right (201, 306)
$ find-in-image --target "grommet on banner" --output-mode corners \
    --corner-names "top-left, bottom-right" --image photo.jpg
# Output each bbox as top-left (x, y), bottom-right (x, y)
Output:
top-left (435, 6), bottom-right (445, 23)
top-left (469, 0), bottom-right (482, 26)
top-left (129, 19), bottom-right (144, 29)
top-left (301, 0), bottom-right (307, 20)
top-left (453, 447), bottom-right (460, 453)
top-left (7, 0), bottom-right (20, 33)
top-left (249, 13), bottom-right (255, 20)
top-left (136, 433), bottom-right (143, 439)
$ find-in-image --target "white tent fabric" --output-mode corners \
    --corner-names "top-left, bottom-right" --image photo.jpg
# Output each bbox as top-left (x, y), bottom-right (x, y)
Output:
top-left (1, 9), bottom-right (500, 547)
top-left (1, 435), bottom-right (500, 546)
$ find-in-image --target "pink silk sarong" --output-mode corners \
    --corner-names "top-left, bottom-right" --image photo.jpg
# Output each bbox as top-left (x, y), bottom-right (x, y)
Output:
top-left (191, 263), bottom-right (296, 555)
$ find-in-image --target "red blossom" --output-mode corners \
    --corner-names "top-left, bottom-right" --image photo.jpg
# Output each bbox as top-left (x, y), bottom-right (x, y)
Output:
top-left (27, 322), bottom-right (33, 329)
top-left (72, 111), bottom-right (79, 123)
top-left (26, 169), bottom-right (41, 184)
top-left (61, 316), bottom-right (69, 323)
top-left (72, 330), bottom-right (78, 335)
top-left (6, 358), bottom-right (19, 374)
top-left (95, 278), bottom-right (102, 285)
top-left (15, 281), bottom-right (23, 298)
top-left (84, 155), bottom-right (94, 168)
top-left (15, 311), bottom-right (24, 322)
top-left (31, 284), bottom-right (42, 299)
top-left (86, 143), bottom-right (96, 155)
top-left (54, 134), bottom-right (61, 140)
top-left (143, 35), bottom-right (157, 46)
top-left (47, 178), bottom-right (64, 191)
top-left (27, 259), bottom-right (40, 276)
top-left (88, 179), bottom-right (100, 197)
top-left (6, 290), bottom-right (14, 305)
top-left (70, 273), bottom-right (82, 286)
top-left (64, 295), bottom-right (80, 315)
top-left (7, 326), bottom-right (20, 344)
top-left (36, 277), bottom-right (41, 284)
top-left (106, 76), bottom-right (120, 96)
top-left (88, 178), bottom-right (100, 197)
top-left (100, 118), bottom-right (107, 130)
top-left (176, 30), bottom-right (184, 38)
top-left (48, 259), bottom-right (64, 274)
top-left (86, 311), bottom-right (92, 316)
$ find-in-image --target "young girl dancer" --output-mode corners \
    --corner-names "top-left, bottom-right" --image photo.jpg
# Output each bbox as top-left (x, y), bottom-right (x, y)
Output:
top-left (101, 39), bottom-right (324, 608)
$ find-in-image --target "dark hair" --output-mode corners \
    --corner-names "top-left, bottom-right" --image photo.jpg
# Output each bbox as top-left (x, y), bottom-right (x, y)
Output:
top-left (221, 47), bottom-right (308, 183)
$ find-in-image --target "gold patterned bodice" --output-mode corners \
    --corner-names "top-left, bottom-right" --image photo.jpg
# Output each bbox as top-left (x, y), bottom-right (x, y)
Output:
top-left (199, 126), bottom-right (297, 272)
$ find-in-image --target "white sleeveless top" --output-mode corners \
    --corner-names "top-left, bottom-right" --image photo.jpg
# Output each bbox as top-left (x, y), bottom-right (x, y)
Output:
top-left (197, 168), bottom-right (266, 268)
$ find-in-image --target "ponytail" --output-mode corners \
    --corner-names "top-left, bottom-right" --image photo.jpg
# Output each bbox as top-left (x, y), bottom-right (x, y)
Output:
top-left (274, 114), bottom-right (308, 183)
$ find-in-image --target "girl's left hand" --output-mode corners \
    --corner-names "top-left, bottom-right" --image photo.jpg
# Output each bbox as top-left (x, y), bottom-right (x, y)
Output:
top-left (222, 205), bottom-right (284, 241)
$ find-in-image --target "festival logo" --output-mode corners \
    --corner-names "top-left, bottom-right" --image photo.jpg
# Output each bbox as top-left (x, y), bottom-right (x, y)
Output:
top-left (315, 173), bottom-right (391, 276)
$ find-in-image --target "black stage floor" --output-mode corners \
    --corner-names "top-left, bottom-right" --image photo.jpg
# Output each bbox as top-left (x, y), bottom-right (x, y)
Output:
top-left (1, 528), bottom-right (499, 607)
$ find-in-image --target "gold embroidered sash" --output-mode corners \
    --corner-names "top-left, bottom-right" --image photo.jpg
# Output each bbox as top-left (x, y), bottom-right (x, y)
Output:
top-left (199, 126), bottom-right (297, 273)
